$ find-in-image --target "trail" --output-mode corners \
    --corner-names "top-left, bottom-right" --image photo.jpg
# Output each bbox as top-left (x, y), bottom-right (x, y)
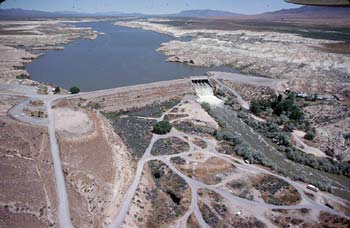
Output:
top-left (4, 87), bottom-right (74, 228)
top-left (107, 100), bottom-right (350, 227)
top-left (47, 100), bottom-right (74, 228)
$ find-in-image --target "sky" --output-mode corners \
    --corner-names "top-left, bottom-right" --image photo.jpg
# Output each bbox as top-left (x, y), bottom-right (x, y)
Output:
top-left (0, 0), bottom-right (299, 15)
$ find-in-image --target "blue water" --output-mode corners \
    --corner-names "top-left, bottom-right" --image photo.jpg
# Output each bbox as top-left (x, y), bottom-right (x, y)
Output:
top-left (27, 21), bottom-right (237, 92)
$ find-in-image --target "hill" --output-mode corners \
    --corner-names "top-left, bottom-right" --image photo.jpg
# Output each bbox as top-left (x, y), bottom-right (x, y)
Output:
top-left (172, 9), bottom-right (241, 18)
top-left (0, 8), bottom-right (143, 18)
top-left (263, 6), bottom-right (350, 17)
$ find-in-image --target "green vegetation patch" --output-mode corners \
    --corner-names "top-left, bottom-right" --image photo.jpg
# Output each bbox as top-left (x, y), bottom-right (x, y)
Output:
top-left (69, 86), bottom-right (80, 94)
top-left (251, 93), bottom-right (304, 125)
top-left (153, 121), bottom-right (172, 135)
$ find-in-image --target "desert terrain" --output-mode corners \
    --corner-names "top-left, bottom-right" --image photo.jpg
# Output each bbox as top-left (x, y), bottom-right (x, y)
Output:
top-left (0, 5), bottom-right (350, 228)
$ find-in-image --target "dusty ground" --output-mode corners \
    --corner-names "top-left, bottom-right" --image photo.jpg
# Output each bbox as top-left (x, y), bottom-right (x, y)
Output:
top-left (198, 189), bottom-right (267, 228)
top-left (54, 107), bottom-right (94, 138)
top-left (292, 130), bottom-right (328, 158)
top-left (173, 155), bottom-right (236, 185)
top-left (55, 102), bottom-right (135, 227)
top-left (74, 79), bottom-right (193, 113)
top-left (268, 209), bottom-right (350, 227)
top-left (0, 96), bottom-right (57, 227)
top-left (124, 161), bottom-right (191, 228)
top-left (316, 117), bottom-right (350, 161)
top-left (304, 104), bottom-right (350, 161)
top-left (221, 80), bottom-right (275, 104)
top-left (170, 99), bottom-right (219, 129)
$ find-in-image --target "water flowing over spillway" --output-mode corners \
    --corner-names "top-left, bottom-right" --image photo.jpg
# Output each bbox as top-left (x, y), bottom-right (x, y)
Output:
top-left (193, 82), bottom-right (224, 106)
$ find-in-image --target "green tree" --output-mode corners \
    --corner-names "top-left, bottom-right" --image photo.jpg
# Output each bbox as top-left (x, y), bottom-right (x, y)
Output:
top-left (153, 121), bottom-right (172, 135)
top-left (289, 106), bottom-right (303, 121)
top-left (53, 86), bottom-right (60, 94)
top-left (304, 130), bottom-right (316, 141)
top-left (70, 86), bottom-right (80, 94)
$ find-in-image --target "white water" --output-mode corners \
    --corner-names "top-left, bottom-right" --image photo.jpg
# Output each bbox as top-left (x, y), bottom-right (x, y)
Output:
top-left (193, 82), bottom-right (224, 106)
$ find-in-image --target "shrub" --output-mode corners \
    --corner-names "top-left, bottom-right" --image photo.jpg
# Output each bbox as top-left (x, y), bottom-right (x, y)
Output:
top-left (16, 74), bottom-right (30, 79)
top-left (53, 86), bottom-right (60, 94)
top-left (234, 143), bottom-right (275, 168)
top-left (153, 121), bottom-right (172, 135)
top-left (70, 86), bottom-right (80, 94)
top-left (250, 98), bottom-right (271, 115)
top-left (215, 130), bottom-right (241, 145)
top-left (304, 130), bottom-right (316, 141)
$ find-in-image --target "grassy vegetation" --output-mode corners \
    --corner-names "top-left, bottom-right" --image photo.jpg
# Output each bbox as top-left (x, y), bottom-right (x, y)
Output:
top-left (151, 137), bottom-right (189, 156)
top-left (103, 100), bottom-right (181, 160)
top-left (173, 120), bottom-right (216, 136)
top-left (102, 112), bottom-right (123, 120)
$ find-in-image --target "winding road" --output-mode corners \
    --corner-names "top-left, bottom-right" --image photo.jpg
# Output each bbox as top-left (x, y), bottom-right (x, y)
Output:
top-left (3, 79), bottom-right (349, 228)
top-left (108, 99), bottom-right (350, 228)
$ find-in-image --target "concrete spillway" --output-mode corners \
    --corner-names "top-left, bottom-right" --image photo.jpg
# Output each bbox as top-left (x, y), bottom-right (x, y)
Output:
top-left (191, 77), bottom-right (223, 106)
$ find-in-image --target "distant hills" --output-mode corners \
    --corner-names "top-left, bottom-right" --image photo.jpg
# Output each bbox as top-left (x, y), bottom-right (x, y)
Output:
top-left (170, 9), bottom-right (241, 18)
top-left (262, 6), bottom-right (350, 17)
top-left (0, 6), bottom-right (349, 19)
top-left (0, 8), bottom-right (241, 18)
top-left (0, 8), bottom-right (143, 18)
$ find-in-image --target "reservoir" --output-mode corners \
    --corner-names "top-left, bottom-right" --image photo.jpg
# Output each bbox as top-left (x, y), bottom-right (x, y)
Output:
top-left (26, 21), bottom-right (237, 92)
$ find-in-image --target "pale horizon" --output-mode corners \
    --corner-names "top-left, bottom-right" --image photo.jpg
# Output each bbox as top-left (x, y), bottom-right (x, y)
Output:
top-left (0, 0), bottom-right (299, 15)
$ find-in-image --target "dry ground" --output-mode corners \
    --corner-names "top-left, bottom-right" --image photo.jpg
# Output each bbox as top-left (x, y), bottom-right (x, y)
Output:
top-left (0, 96), bottom-right (57, 227)
top-left (54, 101), bottom-right (135, 227)
top-left (124, 161), bottom-right (192, 228)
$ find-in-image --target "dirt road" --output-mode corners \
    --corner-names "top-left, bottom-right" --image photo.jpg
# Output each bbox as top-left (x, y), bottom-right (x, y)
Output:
top-left (108, 99), bottom-right (349, 227)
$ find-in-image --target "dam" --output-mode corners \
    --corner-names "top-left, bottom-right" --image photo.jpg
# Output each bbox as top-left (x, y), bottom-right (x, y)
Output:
top-left (191, 76), bottom-right (224, 106)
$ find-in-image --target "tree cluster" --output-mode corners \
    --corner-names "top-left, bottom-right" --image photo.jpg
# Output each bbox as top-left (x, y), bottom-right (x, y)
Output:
top-left (251, 94), bottom-right (303, 122)
top-left (153, 121), bottom-right (172, 135)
